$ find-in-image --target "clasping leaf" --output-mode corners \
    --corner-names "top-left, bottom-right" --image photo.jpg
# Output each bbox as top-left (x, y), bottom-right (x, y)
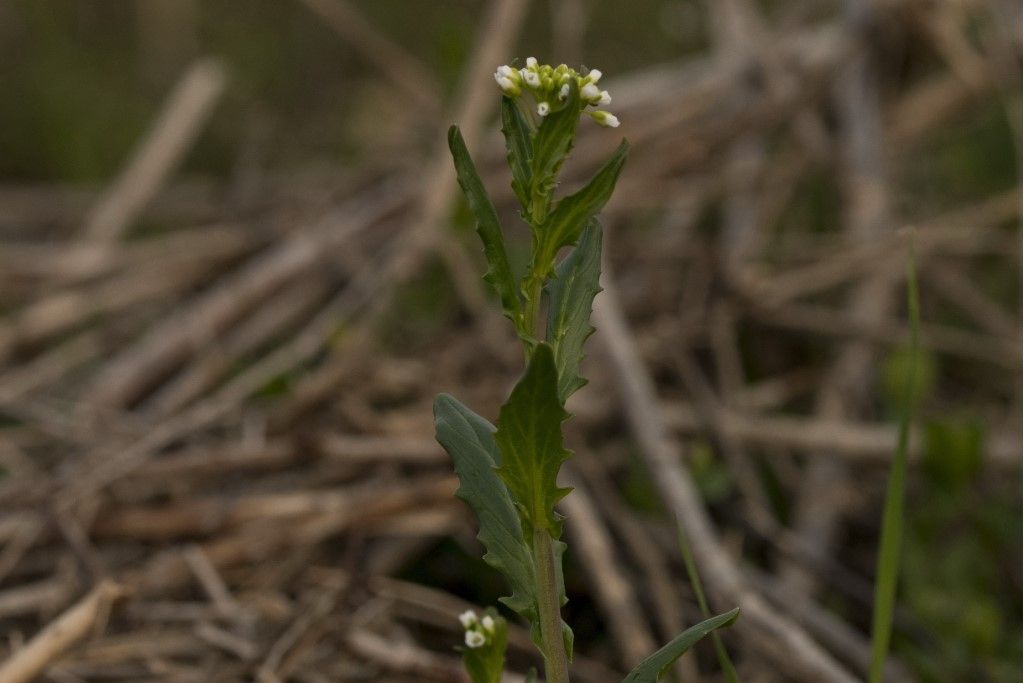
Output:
top-left (534, 139), bottom-right (627, 278)
top-left (546, 219), bottom-right (603, 402)
top-left (434, 392), bottom-right (571, 655)
top-left (494, 343), bottom-right (572, 536)
top-left (434, 394), bottom-right (537, 620)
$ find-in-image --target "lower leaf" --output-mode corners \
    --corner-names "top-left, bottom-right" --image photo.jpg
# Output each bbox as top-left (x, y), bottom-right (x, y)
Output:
top-left (623, 608), bottom-right (741, 683)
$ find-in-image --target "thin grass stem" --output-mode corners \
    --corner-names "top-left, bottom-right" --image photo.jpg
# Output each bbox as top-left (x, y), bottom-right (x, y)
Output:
top-left (677, 521), bottom-right (740, 683)
top-left (868, 244), bottom-right (920, 683)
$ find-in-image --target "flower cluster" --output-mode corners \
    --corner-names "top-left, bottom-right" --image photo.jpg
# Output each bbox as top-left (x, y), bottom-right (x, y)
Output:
top-left (459, 609), bottom-right (496, 649)
top-left (494, 57), bottom-right (620, 128)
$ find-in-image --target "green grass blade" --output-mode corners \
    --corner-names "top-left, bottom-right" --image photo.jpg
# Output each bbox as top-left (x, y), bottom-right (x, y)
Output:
top-left (868, 249), bottom-right (921, 683)
top-left (677, 523), bottom-right (740, 683)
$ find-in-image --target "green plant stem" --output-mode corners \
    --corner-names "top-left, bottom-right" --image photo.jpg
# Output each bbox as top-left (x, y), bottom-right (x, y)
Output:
top-left (533, 526), bottom-right (569, 683)
top-left (677, 523), bottom-right (739, 683)
top-left (523, 274), bottom-right (544, 339)
top-left (521, 193), bottom-right (568, 682)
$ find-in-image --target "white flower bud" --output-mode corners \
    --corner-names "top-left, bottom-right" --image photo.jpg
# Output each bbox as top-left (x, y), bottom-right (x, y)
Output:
top-left (581, 82), bottom-right (601, 102)
top-left (588, 68), bottom-right (603, 83)
top-left (598, 90), bottom-right (611, 106)
top-left (459, 610), bottom-right (478, 629)
top-left (558, 83), bottom-right (569, 101)
top-left (537, 102), bottom-right (551, 117)
top-left (481, 615), bottom-right (496, 633)
top-left (526, 56), bottom-right (538, 68)
top-left (495, 74), bottom-right (520, 96)
top-left (497, 65), bottom-right (518, 80)
top-left (590, 110), bottom-right (620, 128)
top-left (522, 70), bottom-right (541, 88)
top-left (465, 630), bottom-right (487, 648)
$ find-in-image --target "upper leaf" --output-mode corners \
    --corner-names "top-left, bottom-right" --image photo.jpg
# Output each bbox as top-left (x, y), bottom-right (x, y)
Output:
top-left (535, 139), bottom-right (627, 276)
top-left (622, 608), bottom-right (741, 683)
top-left (501, 96), bottom-right (533, 212)
top-left (546, 220), bottom-right (603, 403)
top-left (529, 80), bottom-right (581, 223)
top-left (494, 343), bottom-right (572, 535)
top-left (433, 394), bottom-right (537, 619)
top-left (448, 125), bottom-right (523, 329)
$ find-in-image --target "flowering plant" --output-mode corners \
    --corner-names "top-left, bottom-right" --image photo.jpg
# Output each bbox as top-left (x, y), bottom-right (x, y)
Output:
top-left (435, 59), bottom-right (739, 683)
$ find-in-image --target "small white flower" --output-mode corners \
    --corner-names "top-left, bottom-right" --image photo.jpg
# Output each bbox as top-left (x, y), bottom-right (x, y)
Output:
top-left (459, 610), bottom-right (478, 629)
top-left (537, 102), bottom-right (550, 117)
top-left (526, 56), bottom-right (538, 68)
top-left (481, 615), bottom-right (496, 634)
top-left (465, 630), bottom-right (487, 649)
top-left (588, 68), bottom-right (603, 83)
top-left (590, 110), bottom-right (620, 128)
top-left (598, 90), bottom-right (611, 106)
top-left (581, 82), bottom-right (601, 102)
top-left (497, 65), bottom-right (518, 80)
top-left (559, 83), bottom-right (569, 100)
top-left (522, 69), bottom-right (541, 88)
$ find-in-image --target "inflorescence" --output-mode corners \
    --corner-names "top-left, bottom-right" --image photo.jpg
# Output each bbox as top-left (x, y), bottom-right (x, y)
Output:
top-left (459, 610), bottom-right (496, 649)
top-left (494, 57), bottom-right (620, 128)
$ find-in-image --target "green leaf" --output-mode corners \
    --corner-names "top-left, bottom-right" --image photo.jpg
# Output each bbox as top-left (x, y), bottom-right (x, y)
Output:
top-left (448, 125), bottom-right (523, 328)
top-left (501, 96), bottom-right (533, 211)
top-left (461, 608), bottom-right (508, 683)
top-left (623, 608), bottom-right (741, 683)
top-left (530, 80), bottom-right (581, 222)
top-left (433, 394), bottom-right (537, 620)
top-left (536, 139), bottom-right (627, 274)
top-left (494, 343), bottom-right (572, 536)
top-left (545, 219), bottom-right (603, 402)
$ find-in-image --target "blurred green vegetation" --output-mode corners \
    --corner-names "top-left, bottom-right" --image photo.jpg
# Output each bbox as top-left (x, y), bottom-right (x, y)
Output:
top-left (0, 0), bottom-right (696, 183)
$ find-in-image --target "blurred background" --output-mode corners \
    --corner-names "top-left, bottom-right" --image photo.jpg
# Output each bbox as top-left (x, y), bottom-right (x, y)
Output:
top-left (0, 1), bottom-right (1020, 681)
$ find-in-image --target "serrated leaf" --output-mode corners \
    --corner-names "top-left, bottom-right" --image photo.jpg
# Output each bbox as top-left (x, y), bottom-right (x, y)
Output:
top-left (433, 394), bottom-right (537, 620)
top-left (535, 140), bottom-right (627, 275)
top-left (448, 125), bottom-right (523, 329)
top-left (530, 80), bottom-right (581, 222)
top-left (546, 220), bottom-right (603, 402)
top-left (623, 608), bottom-right (741, 683)
top-left (494, 343), bottom-right (572, 536)
top-left (501, 96), bottom-right (533, 211)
